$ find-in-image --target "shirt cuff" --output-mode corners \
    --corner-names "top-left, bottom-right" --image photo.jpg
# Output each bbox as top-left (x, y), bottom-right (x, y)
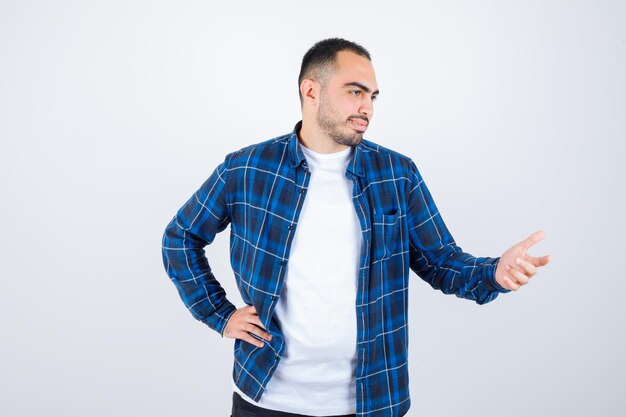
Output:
top-left (201, 299), bottom-right (238, 337)
top-left (483, 257), bottom-right (511, 293)
top-left (219, 305), bottom-right (238, 338)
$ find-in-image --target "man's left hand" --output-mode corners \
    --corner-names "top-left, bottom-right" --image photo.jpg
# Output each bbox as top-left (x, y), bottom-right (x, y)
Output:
top-left (495, 230), bottom-right (551, 291)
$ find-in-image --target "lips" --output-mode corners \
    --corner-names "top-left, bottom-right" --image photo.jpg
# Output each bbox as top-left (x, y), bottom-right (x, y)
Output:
top-left (349, 118), bottom-right (368, 131)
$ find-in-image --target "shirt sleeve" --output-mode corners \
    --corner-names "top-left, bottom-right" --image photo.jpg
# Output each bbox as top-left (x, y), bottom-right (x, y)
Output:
top-left (406, 160), bottom-right (510, 305)
top-left (161, 156), bottom-right (238, 336)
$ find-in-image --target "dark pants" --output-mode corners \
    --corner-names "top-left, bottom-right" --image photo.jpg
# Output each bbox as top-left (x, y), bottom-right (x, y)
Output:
top-left (231, 391), bottom-right (357, 417)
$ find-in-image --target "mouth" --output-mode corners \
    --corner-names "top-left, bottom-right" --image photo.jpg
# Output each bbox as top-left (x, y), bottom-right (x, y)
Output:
top-left (349, 118), bottom-right (368, 132)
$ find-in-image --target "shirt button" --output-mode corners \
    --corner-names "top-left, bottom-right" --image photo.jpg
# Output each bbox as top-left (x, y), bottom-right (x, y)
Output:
top-left (271, 295), bottom-right (277, 300)
top-left (280, 260), bottom-right (287, 266)
top-left (299, 187), bottom-right (306, 193)
top-left (288, 225), bottom-right (294, 230)
top-left (275, 355), bottom-right (280, 360)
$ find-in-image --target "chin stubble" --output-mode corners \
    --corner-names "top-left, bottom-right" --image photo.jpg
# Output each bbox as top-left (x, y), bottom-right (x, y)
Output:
top-left (317, 110), bottom-right (364, 147)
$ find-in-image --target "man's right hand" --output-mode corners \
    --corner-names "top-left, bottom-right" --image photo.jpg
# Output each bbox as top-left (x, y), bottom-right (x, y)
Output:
top-left (223, 304), bottom-right (273, 348)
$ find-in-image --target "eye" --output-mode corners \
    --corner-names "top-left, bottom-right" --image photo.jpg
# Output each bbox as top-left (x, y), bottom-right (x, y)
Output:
top-left (371, 95), bottom-right (378, 102)
top-left (350, 90), bottom-right (362, 96)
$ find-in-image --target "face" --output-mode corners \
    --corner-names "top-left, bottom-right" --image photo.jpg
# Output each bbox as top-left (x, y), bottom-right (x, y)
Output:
top-left (315, 50), bottom-right (379, 146)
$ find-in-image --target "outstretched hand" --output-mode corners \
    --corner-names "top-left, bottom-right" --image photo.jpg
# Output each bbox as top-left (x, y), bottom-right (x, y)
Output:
top-left (495, 231), bottom-right (551, 291)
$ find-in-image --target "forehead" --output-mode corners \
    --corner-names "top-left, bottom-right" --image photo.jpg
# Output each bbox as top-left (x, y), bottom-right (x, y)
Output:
top-left (329, 50), bottom-right (378, 89)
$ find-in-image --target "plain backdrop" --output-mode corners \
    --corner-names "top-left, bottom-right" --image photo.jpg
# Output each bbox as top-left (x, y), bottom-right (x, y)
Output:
top-left (1, 1), bottom-right (624, 416)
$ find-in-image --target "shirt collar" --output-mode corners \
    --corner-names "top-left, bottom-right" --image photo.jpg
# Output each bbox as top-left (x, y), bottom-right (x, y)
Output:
top-left (288, 120), bottom-right (365, 177)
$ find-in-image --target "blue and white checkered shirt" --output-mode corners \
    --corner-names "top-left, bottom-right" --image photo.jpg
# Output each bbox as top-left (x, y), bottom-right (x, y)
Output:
top-left (161, 121), bottom-right (509, 417)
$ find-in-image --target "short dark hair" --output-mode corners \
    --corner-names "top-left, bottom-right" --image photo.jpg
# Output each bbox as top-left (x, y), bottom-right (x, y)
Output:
top-left (298, 38), bottom-right (371, 104)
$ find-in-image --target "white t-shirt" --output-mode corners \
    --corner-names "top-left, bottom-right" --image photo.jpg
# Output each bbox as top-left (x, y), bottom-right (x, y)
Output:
top-left (232, 143), bottom-right (362, 416)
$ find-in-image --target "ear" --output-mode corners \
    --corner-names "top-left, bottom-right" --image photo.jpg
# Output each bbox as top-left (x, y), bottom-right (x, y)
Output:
top-left (300, 79), bottom-right (319, 106)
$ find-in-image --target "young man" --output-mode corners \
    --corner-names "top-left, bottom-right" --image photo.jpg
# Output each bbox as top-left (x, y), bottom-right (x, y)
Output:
top-left (161, 38), bottom-right (550, 417)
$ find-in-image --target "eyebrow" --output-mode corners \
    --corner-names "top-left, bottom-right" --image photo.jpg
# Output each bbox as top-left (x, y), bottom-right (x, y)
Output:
top-left (342, 82), bottom-right (380, 96)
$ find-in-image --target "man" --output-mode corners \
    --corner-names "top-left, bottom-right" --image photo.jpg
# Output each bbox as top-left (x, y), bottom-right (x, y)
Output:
top-left (161, 38), bottom-right (550, 417)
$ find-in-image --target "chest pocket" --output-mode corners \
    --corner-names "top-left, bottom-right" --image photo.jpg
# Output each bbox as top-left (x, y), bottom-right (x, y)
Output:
top-left (372, 209), bottom-right (401, 260)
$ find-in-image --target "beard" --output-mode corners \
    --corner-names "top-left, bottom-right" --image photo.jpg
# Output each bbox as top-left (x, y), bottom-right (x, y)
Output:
top-left (316, 95), bottom-right (366, 147)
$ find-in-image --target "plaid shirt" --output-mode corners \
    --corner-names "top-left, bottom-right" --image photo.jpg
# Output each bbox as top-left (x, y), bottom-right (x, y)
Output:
top-left (161, 121), bottom-right (509, 417)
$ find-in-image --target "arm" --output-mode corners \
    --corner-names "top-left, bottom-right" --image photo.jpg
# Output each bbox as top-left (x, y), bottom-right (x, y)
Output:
top-left (161, 156), bottom-right (237, 336)
top-left (406, 160), bottom-right (510, 305)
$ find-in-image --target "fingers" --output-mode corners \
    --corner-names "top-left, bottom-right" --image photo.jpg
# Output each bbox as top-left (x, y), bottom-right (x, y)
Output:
top-left (520, 254), bottom-right (551, 268)
top-left (498, 262), bottom-right (530, 291)
top-left (242, 322), bottom-right (273, 347)
top-left (507, 264), bottom-right (529, 286)
top-left (501, 274), bottom-right (521, 291)
top-left (241, 332), bottom-right (266, 349)
top-left (515, 257), bottom-right (537, 276)
top-left (501, 253), bottom-right (551, 291)
top-left (531, 254), bottom-right (551, 267)
top-left (245, 305), bottom-right (272, 341)
top-left (250, 313), bottom-right (268, 330)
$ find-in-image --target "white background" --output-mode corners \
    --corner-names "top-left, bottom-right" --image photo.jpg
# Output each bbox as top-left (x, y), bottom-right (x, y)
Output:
top-left (1, 1), bottom-right (624, 416)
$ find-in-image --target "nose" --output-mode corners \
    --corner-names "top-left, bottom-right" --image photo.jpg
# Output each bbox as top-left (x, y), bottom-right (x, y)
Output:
top-left (359, 97), bottom-right (373, 119)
